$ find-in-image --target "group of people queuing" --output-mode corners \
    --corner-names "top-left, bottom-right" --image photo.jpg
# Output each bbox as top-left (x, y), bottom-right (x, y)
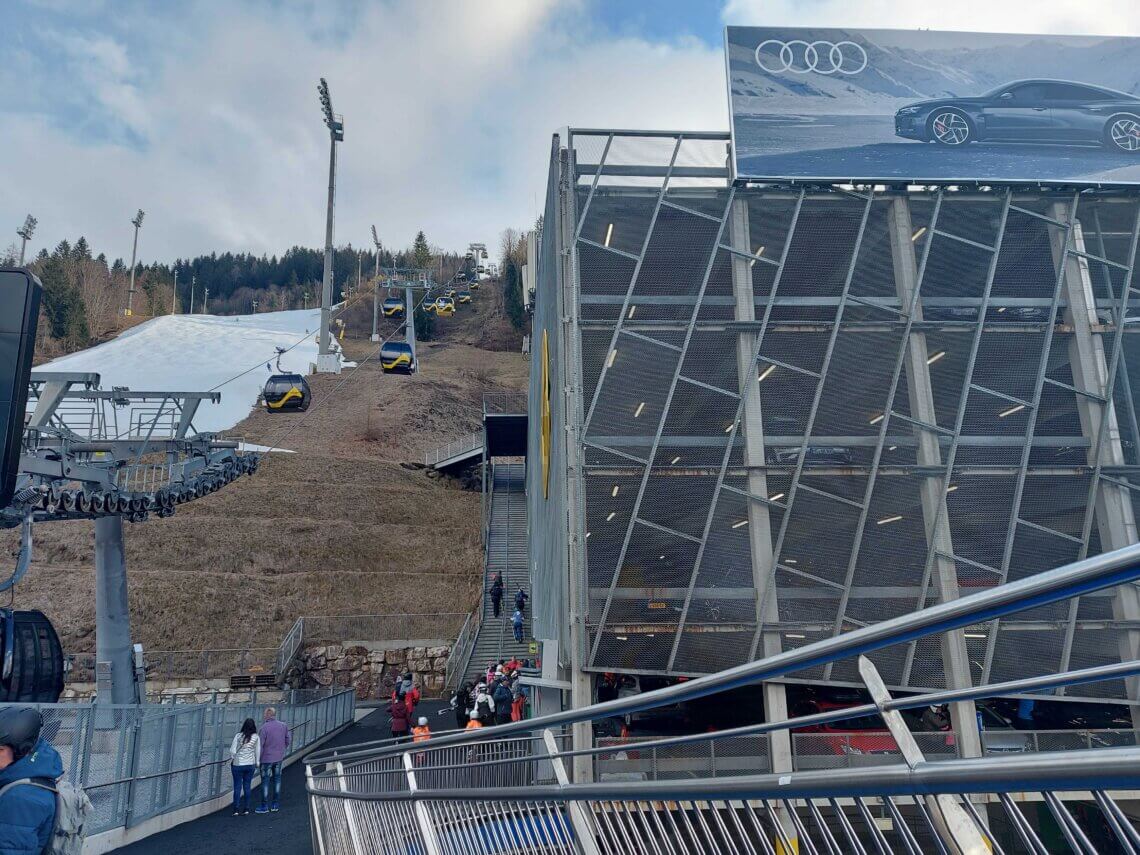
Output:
top-left (489, 573), bottom-right (529, 643)
top-left (450, 658), bottom-right (529, 731)
top-left (229, 707), bottom-right (291, 816)
top-left (385, 670), bottom-right (428, 741)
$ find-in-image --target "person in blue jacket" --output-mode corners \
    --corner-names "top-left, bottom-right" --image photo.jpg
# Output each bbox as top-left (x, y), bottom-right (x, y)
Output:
top-left (0, 707), bottom-right (62, 855)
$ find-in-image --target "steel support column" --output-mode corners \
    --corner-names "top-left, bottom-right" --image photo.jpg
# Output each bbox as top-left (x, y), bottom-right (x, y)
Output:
top-left (1054, 209), bottom-right (1140, 727)
top-left (95, 515), bottom-right (138, 705)
top-left (887, 197), bottom-right (982, 761)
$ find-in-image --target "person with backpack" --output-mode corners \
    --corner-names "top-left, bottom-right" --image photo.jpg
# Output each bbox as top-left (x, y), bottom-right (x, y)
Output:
top-left (471, 683), bottom-right (495, 724)
top-left (492, 678), bottom-right (513, 725)
top-left (229, 718), bottom-right (261, 816)
top-left (0, 706), bottom-right (84, 855)
top-left (256, 708), bottom-right (290, 815)
top-left (401, 673), bottom-right (421, 718)
top-left (514, 588), bottom-right (529, 615)
top-left (512, 608), bottom-right (524, 644)
top-left (489, 573), bottom-right (504, 618)
top-left (450, 683), bottom-right (472, 730)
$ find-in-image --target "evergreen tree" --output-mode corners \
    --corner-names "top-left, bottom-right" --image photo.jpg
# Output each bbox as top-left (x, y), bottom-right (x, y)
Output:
top-left (412, 231), bottom-right (432, 271)
top-left (503, 256), bottom-right (525, 330)
top-left (39, 253), bottom-right (89, 345)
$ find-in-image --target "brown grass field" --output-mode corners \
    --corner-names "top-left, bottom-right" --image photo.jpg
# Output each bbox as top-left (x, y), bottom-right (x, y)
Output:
top-left (2, 280), bottom-right (528, 656)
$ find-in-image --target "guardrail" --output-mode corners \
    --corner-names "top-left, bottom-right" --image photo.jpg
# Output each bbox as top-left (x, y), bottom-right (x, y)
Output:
top-left (35, 687), bottom-right (353, 837)
top-left (306, 542), bottom-right (1140, 853)
top-left (423, 431), bottom-right (483, 467)
top-left (442, 611), bottom-right (477, 693)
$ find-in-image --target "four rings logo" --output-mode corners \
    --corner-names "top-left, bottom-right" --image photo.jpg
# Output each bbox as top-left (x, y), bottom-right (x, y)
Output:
top-left (755, 39), bottom-right (868, 76)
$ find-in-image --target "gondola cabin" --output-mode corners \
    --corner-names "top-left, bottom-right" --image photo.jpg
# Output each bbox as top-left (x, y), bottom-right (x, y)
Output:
top-left (263, 373), bottom-right (312, 412)
top-left (382, 297), bottom-right (405, 318)
top-left (380, 341), bottom-right (416, 374)
top-left (457, 290), bottom-right (472, 304)
top-left (435, 297), bottom-right (455, 316)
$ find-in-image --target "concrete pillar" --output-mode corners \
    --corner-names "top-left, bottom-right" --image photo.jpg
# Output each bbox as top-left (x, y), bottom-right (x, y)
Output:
top-left (1050, 206), bottom-right (1140, 727)
top-left (94, 515), bottom-right (138, 705)
top-left (888, 197), bottom-right (984, 761)
top-left (405, 286), bottom-right (417, 368)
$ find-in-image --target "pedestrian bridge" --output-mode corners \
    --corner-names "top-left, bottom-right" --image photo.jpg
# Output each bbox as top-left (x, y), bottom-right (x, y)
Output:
top-left (305, 543), bottom-right (1140, 854)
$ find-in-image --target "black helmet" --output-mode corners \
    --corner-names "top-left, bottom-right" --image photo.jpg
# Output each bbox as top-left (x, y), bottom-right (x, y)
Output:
top-left (0, 707), bottom-right (41, 760)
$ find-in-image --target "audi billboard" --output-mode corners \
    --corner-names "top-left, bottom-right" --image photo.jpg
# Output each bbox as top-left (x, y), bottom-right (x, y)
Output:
top-left (726, 27), bottom-right (1140, 186)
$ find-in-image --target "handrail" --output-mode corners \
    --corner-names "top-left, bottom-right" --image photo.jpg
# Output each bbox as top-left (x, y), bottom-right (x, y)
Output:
top-left (442, 611), bottom-right (476, 692)
top-left (313, 746), bottom-right (1140, 802)
top-left (308, 541), bottom-right (1140, 762)
top-left (423, 431), bottom-right (482, 467)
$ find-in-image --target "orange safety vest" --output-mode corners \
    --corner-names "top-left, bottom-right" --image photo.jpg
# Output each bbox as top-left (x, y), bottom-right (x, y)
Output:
top-left (465, 719), bottom-right (484, 730)
top-left (411, 725), bottom-right (431, 743)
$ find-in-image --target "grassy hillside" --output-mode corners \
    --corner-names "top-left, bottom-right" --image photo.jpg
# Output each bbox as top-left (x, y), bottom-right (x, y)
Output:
top-left (3, 279), bottom-right (528, 655)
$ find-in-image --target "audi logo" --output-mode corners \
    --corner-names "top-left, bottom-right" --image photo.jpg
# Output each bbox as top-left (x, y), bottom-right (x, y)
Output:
top-left (754, 39), bottom-right (868, 76)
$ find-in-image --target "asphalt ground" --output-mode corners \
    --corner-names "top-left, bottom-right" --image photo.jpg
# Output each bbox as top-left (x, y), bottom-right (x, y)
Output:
top-left (120, 700), bottom-right (448, 855)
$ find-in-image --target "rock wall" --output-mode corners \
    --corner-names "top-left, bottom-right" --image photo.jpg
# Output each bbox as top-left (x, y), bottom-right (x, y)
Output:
top-left (295, 642), bottom-right (451, 700)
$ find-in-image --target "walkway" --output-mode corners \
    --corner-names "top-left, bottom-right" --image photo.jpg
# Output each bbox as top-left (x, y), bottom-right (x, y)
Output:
top-left (120, 700), bottom-right (446, 855)
top-left (461, 462), bottom-right (531, 683)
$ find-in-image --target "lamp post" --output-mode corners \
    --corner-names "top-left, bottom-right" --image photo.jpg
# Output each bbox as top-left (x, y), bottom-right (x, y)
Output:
top-left (171, 269), bottom-right (178, 315)
top-left (317, 77), bottom-right (344, 373)
top-left (371, 225), bottom-right (382, 341)
top-left (189, 275), bottom-right (196, 314)
top-left (15, 215), bottom-right (36, 265)
top-left (125, 210), bottom-right (145, 316)
top-left (203, 287), bottom-right (209, 314)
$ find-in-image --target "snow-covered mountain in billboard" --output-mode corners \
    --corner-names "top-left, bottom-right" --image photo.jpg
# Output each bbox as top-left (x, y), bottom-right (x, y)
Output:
top-left (728, 28), bottom-right (1140, 117)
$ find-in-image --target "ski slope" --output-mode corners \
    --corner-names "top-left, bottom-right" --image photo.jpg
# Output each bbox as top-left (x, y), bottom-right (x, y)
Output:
top-left (45, 309), bottom-right (329, 437)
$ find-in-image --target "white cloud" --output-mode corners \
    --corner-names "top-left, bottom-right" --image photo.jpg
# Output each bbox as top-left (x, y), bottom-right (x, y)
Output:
top-left (721, 0), bottom-right (1140, 36)
top-left (1, 0), bottom-right (726, 263)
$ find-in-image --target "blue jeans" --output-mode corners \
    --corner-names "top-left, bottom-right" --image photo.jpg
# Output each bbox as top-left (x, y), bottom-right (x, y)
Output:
top-left (260, 761), bottom-right (282, 805)
top-left (231, 764), bottom-right (255, 812)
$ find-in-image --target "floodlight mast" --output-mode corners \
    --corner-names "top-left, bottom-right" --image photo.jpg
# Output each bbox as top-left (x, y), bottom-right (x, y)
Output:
top-left (371, 225), bottom-right (382, 341)
top-left (125, 209), bottom-right (145, 316)
top-left (15, 214), bottom-right (36, 265)
top-left (317, 77), bottom-right (344, 373)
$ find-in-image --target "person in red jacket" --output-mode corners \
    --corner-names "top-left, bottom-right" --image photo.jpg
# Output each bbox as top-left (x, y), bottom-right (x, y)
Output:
top-left (387, 696), bottom-right (410, 741)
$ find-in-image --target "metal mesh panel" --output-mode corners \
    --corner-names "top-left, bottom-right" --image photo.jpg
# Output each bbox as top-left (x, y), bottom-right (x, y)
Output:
top-left (556, 133), bottom-right (1140, 701)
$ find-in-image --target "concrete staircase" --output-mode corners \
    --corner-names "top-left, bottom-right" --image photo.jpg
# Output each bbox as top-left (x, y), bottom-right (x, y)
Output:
top-left (459, 462), bottom-right (531, 685)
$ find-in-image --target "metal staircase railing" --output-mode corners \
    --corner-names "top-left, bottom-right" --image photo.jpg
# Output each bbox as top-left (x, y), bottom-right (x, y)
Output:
top-left (306, 542), bottom-right (1140, 854)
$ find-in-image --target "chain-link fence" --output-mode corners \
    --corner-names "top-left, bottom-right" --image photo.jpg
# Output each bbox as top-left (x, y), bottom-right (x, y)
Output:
top-left (25, 688), bottom-right (353, 835)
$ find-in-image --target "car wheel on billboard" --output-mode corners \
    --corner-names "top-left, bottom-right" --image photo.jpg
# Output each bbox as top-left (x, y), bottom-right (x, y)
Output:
top-left (1105, 115), bottom-right (1140, 153)
top-left (928, 109), bottom-right (973, 146)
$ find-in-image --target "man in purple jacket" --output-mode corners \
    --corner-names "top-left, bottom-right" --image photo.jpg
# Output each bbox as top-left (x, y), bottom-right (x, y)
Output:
top-left (255, 707), bottom-right (291, 813)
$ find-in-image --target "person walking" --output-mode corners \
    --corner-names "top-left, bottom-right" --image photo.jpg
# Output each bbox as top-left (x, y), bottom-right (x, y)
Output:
top-left (411, 717), bottom-right (431, 743)
top-left (514, 588), bottom-right (529, 615)
top-left (472, 682), bottom-right (495, 724)
top-left (401, 673), bottom-right (421, 718)
top-left (230, 718), bottom-right (261, 816)
top-left (0, 707), bottom-right (64, 853)
top-left (387, 694), bottom-right (411, 742)
top-left (451, 682), bottom-right (472, 730)
top-left (512, 608), bottom-right (524, 644)
top-left (489, 572), bottom-right (504, 618)
top-left (510, 671), bottom-right (527, 723)
top-left (256, 708), bottom-right (290, 814)
top-left (465, 710), bottom-right (484, 730)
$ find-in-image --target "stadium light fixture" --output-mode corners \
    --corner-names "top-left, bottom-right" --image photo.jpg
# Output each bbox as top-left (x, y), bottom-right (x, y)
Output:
top-left (731, 519), bottom-right (748, 529)
top-left (927, 350), bottom-right (946, 365)
top-left (912, 226), bottom-right (926, 242)
top-left (785, 633), bottom-right (806, 639)
top-left (633, 401), bottom-right (645, 418)
top-left (15, 214), bottom-right (37, 265)
top-left (611, 485), bottom-right (619, 497)
top-left (606, 349), bottom-right (618, 368)
top-left (317, 77), bottom-right (345, 368)
top-left (749, 246), bottom-right (765, 268)
top-left (999, 404), bottom-right (1026, 418)
top-left (877, 514), bottom-right (903, 525)
top-left (627, 305), bottom-right (636, 319)
top-left (869, 412), bottom-right (885, 425)
top-left (670, 456), bottom-right (681, 465)
top-left (604, 223), bottom-right (614, 247)
top-left (769, 492), bottom-right (784, 502)
top-left (946, 484), bottom-right (959, 493)
top-left (606, 512), bottom-right (616, 522)
top-left (758, 364), bottom-right (775, 382)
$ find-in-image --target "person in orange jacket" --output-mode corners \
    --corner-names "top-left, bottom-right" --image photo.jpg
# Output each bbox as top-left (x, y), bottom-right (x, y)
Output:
top-left (465, 710), bottom-right (484, 729)
top-left (411, 717), bottom-right (431, 743)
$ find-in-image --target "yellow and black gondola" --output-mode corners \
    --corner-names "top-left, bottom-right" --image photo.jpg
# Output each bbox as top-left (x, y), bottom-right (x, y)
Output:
top-left (263, 372), bottom-right (311, 412)
top-left (382, 297), bottom-right (405, 318)
top-left (457, 290), bottom-right (472, 304)
top-left (380, 341), bottom-right (416, 374)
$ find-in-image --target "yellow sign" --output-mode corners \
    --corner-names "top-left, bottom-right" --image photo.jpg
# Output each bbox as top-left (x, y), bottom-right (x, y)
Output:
top-left (528, 642), bottom-right (538, 655)
top-left (540, 330), bottom-right (552, 499)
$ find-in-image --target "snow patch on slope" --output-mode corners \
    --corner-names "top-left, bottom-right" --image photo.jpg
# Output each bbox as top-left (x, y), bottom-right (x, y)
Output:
top-left (45, 309), bottom-right (325, 435)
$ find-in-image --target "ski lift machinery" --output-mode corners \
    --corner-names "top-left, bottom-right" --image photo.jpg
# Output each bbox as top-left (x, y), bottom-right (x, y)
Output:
top-left (262, 347), bottom-right (312, 412)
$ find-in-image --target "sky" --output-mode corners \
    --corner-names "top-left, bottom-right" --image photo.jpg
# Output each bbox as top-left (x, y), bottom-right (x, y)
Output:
top-left (3, 0), bottom-right (1140, 264)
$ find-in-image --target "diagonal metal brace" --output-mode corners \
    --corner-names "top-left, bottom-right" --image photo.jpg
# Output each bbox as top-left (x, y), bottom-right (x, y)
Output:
top-left (859, 656), bottom-right (989, 855)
